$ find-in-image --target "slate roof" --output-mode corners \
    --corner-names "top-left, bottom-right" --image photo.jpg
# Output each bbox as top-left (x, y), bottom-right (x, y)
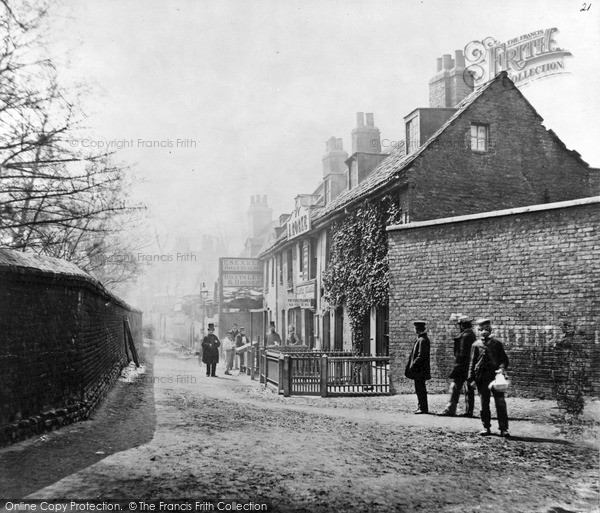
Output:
top-left (311, 73), bottom-right (507, 225)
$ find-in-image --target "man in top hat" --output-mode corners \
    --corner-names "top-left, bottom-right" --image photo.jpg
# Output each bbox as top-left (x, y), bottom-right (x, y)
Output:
top-left (201, 323), bottom-right (221, 377)
top-left (440, 314), bottom-right (476, 417)
top-left (266, 321), bottom-right (282, 346)
top-left (405, 320), bottom-right (431, 414)
top-left (468, 318), bottom-right (510, 437)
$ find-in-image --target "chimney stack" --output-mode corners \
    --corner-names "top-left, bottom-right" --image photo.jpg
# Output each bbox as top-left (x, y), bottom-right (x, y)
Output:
top-left (429, 49), bottom-right (474, 108)
top-left (247, 195), bottom-right (273, 238)
top-left (322, 136), bottom-right (348, 178)
top-left (352, 112), bottom-right (381, 153)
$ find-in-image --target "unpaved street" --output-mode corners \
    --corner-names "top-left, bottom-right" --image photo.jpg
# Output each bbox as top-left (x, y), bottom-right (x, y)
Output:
top-left (3, 341), bottom-right (598, 512)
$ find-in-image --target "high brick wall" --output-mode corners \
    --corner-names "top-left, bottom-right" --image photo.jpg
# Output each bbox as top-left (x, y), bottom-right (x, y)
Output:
top-left (409, 77), bottom-right (592, 222)
top-left (387, 198), bottom-right (600, 399)
top-left (0, 249), bottom-right (142, 444)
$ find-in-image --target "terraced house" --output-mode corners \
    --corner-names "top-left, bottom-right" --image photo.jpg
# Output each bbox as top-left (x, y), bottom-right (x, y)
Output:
top-left (258, 51), bottom-right (594, 357)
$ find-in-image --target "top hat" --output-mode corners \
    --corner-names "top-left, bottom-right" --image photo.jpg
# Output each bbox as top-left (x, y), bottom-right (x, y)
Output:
top-left (208, 323), bottom-right (215, 330)
top-left (269, 321), bottom-right (276, 327)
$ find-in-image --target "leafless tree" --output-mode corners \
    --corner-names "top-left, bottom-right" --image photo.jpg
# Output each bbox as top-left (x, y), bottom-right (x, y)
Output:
top-left (0, 1), bottom-right (146, 292)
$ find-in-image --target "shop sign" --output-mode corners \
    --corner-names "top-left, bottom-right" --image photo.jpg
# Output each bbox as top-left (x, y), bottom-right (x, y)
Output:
top-left (221, 258), bottom-right (261, 272)
top-left (295, 281), bottom-right (316, 299)
top-left (287, 207), bottom-right (311, 240)
top-left (287, 298), bottom-right (315, 309)
top-left (222, 273), bottom-right (263, 287)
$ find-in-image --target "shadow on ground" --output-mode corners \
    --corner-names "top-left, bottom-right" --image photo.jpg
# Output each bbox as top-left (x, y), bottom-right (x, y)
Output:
top-left (0, 347), bottom-right (156, 499)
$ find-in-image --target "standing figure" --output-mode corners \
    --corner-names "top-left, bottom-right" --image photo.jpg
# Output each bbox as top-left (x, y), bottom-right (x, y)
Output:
top-left (235, 327), bottom-right (249, 373)
top-left (230, 323), bottom-right (239, 346)
top-left (468, 318), bottom-right (510, 437)
top-left (405, 320), bottom-right (431, 414)
top-left (265, 321), bottom-right (282, 346)
top-left (440, 315), bottom-right (476, 417)
top-left (222, 330), bottom-right (235, 375)
top-left (201, 323), bottom-right (221, 377)
top-left (286, 325), bottom-right (301, 345)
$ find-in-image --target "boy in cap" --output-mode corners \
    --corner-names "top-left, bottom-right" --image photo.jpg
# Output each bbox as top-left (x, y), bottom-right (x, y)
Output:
top-left (440, 314), bottom-right (476, 417)
top-left (468, 318), bottom-right (510, 437)
top-left (235, 327), bottom-right (249, 372)
top-left (287, 325), bottom-right (301, 345)
top-left (405, 320), bottom-right (431, 414)
top-left (266, 321), bottom-right (282, 346)
top-left (221, 330), bottom-right (235, 375)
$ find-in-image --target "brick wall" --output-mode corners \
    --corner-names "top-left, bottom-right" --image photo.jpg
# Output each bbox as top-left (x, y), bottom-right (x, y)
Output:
top-left (408, 77), bottom-right (592, 222)
top-left (0, 249), bottom-right (143, 445)
top-left (387, 198), bottom-right (600, 399)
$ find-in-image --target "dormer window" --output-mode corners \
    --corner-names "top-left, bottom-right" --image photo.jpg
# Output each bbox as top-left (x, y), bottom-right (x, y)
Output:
top-left (471, 123), bottom-right (489, 152)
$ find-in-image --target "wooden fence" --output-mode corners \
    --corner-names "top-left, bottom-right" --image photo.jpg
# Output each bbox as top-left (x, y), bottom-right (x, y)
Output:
top-left (258, 348), bottom-right (390, 397)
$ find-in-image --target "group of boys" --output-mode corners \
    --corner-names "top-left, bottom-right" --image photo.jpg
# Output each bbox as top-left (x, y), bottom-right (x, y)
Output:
top-left (221, 324), bottom-right (250, 375)
top-left (405, 316), bottom-right (510, 438)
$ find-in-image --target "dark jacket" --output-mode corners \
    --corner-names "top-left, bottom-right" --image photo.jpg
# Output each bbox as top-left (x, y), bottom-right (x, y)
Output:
top-left (235, 333), bottom-right (249, 347)
top-left (287, 332), bottom-right (301, 345)
top-left (468, 336), bottom-right (509, 385)
top-left (405, 332), bottom-right (431, 381)
top-left (201, 334), bottom-right (220, 364)
top-left (449, 328), bottom-right (476, 381)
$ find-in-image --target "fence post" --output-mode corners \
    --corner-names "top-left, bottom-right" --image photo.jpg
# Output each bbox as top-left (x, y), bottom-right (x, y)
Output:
top-left (250, 346), bottom-right (256, 380)
top-left (320, 355), bottom-right (328, 397)
top-left (262, 350), bottom-right (267, 386)
top-left (283, 355), bottom-right (291, 397)
top-left (278, 353), bottom-right (285, 394)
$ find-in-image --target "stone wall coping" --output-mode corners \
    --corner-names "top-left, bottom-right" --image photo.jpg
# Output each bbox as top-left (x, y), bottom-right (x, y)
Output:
top-left (387, 195), bottom-right (600, 232)
top-left (0, 248), bottom-right (140, 313)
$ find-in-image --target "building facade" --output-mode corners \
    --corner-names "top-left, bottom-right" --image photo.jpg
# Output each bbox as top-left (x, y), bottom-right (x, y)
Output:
top-left (258, 53), bottom-right (594, 356)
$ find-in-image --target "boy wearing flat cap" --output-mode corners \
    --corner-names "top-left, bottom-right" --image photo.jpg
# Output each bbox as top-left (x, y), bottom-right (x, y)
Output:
top-left (468, 318), bottom-right (510, 437)
top-left (405, 320), bottom-right (431, 414)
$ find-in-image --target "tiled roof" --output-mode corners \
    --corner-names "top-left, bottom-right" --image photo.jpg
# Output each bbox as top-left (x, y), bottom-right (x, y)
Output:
top-left (312, 73), bottom-right (506, 225)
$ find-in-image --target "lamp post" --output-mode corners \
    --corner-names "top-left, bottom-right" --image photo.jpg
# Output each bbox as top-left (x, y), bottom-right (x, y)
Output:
top-left (200, 282), bottom-right (209, 338)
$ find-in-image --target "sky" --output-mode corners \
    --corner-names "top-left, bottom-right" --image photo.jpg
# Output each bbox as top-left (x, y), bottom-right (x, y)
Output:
top-left (47, 0), bottom-right (600, 254)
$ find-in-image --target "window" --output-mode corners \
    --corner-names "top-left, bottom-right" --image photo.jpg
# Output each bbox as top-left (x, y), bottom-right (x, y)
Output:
top-left (406, 117), bottom-right (419, 154)
top-left (279, 254), bottom-right (283, 285)
top-left (324, 178), bottom-right (331, 205)
top-left (298, 241), bottom-right (304, 280)
top-left (471, 123), bottom-right (489, 152)
top-left (310, 237), bottom-right (317, 280)
top-left (287, 248), bottom-right (293, 288)
top-left (270, 257), bottom-right (275, 287)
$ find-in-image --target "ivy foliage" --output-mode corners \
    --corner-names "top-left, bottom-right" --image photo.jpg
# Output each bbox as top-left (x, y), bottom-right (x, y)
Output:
top-left (322, 196), bottom-right (401, 352)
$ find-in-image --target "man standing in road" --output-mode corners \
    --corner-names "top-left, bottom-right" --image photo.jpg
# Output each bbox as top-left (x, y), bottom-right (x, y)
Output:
top-left (201, 323), bottom-right (221, 378)
top-left (405, 320), bottom-right (431, 414)
top-left (468, 318), bottom-right (510, 437)
top-left (440, 314), bottom-right (476, 417)
top-left (266, 321), bottom-right (282, 346)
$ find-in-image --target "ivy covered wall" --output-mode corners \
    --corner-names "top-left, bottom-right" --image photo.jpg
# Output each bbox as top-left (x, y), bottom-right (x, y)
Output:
top-left (321, 195), bottom-right (400, 353)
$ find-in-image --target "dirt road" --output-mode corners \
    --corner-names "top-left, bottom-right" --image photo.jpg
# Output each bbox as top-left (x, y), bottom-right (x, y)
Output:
top-left (2, 341), bottom-right (598, 512)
